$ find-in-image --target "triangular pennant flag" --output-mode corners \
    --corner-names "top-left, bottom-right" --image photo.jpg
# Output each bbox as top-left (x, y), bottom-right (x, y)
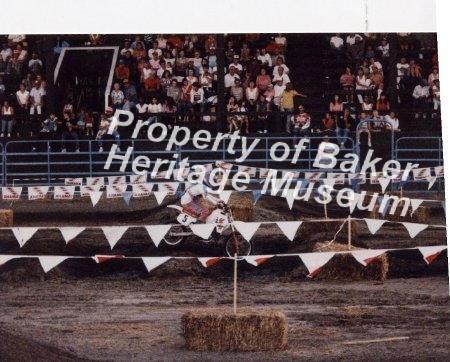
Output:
top-left (426, 176), bottom-right (437, 190)
top-left (141, 257), bottom-right (171, 272)
top-left (434, 166), bottom-right (444, 178)
top-left (129, 174), bottom-right (147, 184)
top-left (158, 182), bottom-right (179, 195)
top-left (59, 227), bottom-right (85, 244)
top-left (378, 196), bottom-right (392, 218)
top-left (244, 255), bottom-right (274, 266)
top-left (417, 246), bottom-right (447, 264)
top-left (145, 225), bottom-right (172, 247)
top-left (93, 255), bottom-right (125, 263)
top-left (299, 252), bottom-right (335, 277)
top-left (54, 186), bottom-right (76, 200)
top-left (322, 178), bottom-right (336, 188)
top-left (399, 175), bottom-right (410, 188)
top-left (0, 255), bottom-right (17, 266)
top-left (285, 189), bottom-right (295, 210)
top-left (190, 223), bottom-right (216, 240)
top-left (154, 191), bottom-right (168, 205)
top-left (2, 187), bottom-right (23, 200)
top-left (441, 201), bottom-right (446, 212)
top-left (348, 193), bottom-right (361, 213)
top-left (410, 199), bottom-right (424, 214)
top-left (351, 249), bottom-right (387, 266)
top-left (233, 221), bottom-right (261, 241)
top-left (364, 219), bottom-right (386, 235)
top-left (65, 177), bottom-right (83, 186)
top-left (219, 190), bottom-right (233, 203)
top-left (28, 186), bottom-right (49, 200)
top-left (413, 168), bottom-right (431, 180)
top-left (38, 256), bottom-right (68, 273)
top-left (86, 177), bottom-right (105, 186)
top-left (252, 190), bottom-right (262, 205)
top-left (276, 221), bottom-right (302, 241)
top-left (89, 191), bottom-right (103, 207)
top-left (12, 227), bottom-right (39, 247)
top-left (122, 191), bottom-right (133, 206)
top-left (378, 177), bottom-right (391, 193)
top-left (198, 257), bottom-right (224, 268)
top-left (402, 222), bottom-right (428, 238)
top-left (101, 226), bottom-right (128, 249)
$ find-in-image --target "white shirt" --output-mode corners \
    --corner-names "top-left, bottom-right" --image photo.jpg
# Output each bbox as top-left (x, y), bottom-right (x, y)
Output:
top-left (330, 36), bottom-right (344, 49)
top-left (30, 87), bottom-right (45, 104)
top-left (224, 73), bottom-right (240, 88)
top-left (16, 90), bottom-right (30, 105)
top-left (355, 75), bottom-right (371, 90)
top-left (272, 64), bottom-right (289, 76)
top-left (136, 103), bottom-right (148, 114)
top-left (147, 103), bottom-right (162, 113)
top-left (258, 53), bottom-right (272, 67)
top-left (272, 73), bottom-right (290, 85)
top-left (181, 183), bottom-right (219, 205)
top-left (346, 34), bottom-right (363, 46)
top-left (0, 48), bottom-right (12, 62)
top-left (412, 85), bottom-right (430, 99)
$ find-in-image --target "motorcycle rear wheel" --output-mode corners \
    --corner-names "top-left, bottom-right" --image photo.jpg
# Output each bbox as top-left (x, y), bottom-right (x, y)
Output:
top-left (225, 233), bottom-right (253, 258)
top-left (163, 224), bottom-right (187, 246)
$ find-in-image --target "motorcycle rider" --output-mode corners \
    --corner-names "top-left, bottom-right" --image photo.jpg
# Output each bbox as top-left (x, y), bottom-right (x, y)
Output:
top-left (180, 172), bottom-right (223, 223)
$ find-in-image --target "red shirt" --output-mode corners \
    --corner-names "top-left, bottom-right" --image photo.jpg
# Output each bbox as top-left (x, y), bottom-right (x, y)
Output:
top-left (145, 77), bottom-right (161, 92)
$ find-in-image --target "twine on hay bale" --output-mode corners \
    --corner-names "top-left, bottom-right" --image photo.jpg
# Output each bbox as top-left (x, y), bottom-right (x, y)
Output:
top-left (228, 192), bottom-right (254, 221)
top-left (182, 309), bottom-right (288, 351)
top-left (0, 209), bottom-right (13, 227)
top-left (312, 242), bottom-right (389, 281)
top-left (370, 204), bottom-right (429, 224)
top-left (300, 219), bottom-right (358, 238)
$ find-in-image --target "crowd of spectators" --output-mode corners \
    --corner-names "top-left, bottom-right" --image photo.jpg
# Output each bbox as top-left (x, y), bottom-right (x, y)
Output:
top-left (0, 33), bottom-right (440, 152)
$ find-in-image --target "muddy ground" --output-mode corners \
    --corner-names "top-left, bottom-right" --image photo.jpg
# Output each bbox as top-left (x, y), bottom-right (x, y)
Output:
top-left (0, 194), bottom-right (449, 361)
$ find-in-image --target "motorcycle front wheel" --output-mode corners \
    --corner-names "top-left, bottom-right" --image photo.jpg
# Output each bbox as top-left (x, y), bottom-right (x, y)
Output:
top-left (163, 224), bottom-right (187, 246)
top-left (224, 233), bottom-right (253, 258)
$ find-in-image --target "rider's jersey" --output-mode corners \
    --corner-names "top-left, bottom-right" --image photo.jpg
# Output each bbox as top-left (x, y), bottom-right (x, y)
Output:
top-left (181, 183), bottom-right (219, 205)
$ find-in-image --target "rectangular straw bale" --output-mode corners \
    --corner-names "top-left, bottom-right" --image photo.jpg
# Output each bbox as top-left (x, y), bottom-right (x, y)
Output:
top-left (370, 204), bottom-right (429, 224)
top-left (0, 209), bottom-right (13, 227)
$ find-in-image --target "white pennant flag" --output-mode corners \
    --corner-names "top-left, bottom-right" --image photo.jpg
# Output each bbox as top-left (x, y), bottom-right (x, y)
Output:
top-left (219, 190), bottom-right (233, 203)
top-left (38, 256), bottom-right (68, 273)
top-left (129, 174), bottom-right (147, 184)
top-left (158, 182), bottom-right (179, 195)
top-left (244, 255), bottom-right (274, 266)
top-left (402, 222), bottom-right (428, 238)
top-left (64, 177), bottom-right (83, 186)
top-left (80, 185), bottom-right (102, 197)
top-left (305, 172), bottom-right (323, 182)
top-left (190, 224), bottom-right (216, 240)
top-left (417, 246), bottom-right (447, 264)
top-left (233, 221), bottom-right (261, 241)
top-left (327, 173), bottom-right (346, 185)
top-left (285, 189), bottom-right (296, 210)
top-left (215, 161), bottom-right (233, 170)
top-left (378, 177), bottom-right (391, 193)
top-left (106, 185), bottom-right (127, 198)
top-left (54, 186), bottom-right (76, 200)
top-left (151, 170), bottom-right (169, 179)
top-left (0, 255), bottom-right (17, 266)
top-left (200, 163), bottom-right (213, 172)
top-left (299, 252), bottom-right (335, 277)
top-left (351, 249), bottom-right (388, 266)
top-left (153, 191), bottom-right (168, 205)
top-left (259, 168), bottom-right (270, 179)
top-left (412, 168), bottom-right (431, 180)
top-left (142, 257), bottom-right (171, 272)
top-left (364, 219), bottom-right (386, 235)
top-left (2, 187), bottom-right (22, 200)
top-left (89, 191), bottom-right (103, 207)
top-left (28, 186), bottom-right (49, 200)
top-left (132, 184), bottom-right (153, 198)
top-left (108, 175), bottom-right (127, 185)
top-left (145, 225), bottom-right (172, 247)
top-left (12, 227), bottom-right (39, 247)
top-left (276, 221), bottom-right (302, 241)
top-left (322, 178), bottom-right (336, 188)
top-left (434, 166), bottom-right (444, 178)
top-left (238, 166), bottom-right (256, 177)
top-left (86, 177), bottom-right (104, 187)
top-left (102, 226), bottom-right (128, 249)
top-left (59, 227), bottom-right (85, 243)
top-left (410, 199), bottom-right (424, 214)
top-left (426, 176), bottom-right (437, 190)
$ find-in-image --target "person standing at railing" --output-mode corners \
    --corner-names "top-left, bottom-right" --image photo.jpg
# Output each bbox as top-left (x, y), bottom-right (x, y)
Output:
top-left (1, 100), bottom-right (14, 138)
top-left (30, 80), bottom-right (45, 137)
top-left (290, 105), bottom-right (311, 146)
top-left (60, 111), bottom-right (79, 153)
top-left (280, 82), bottom-right (306, 134)
top-left (15, 83), bottom-right (29, 137)
top-left (256, 94), bottom-right (270, 134)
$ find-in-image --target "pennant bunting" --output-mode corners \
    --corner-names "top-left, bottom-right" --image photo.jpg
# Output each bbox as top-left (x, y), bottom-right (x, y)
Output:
top-left (426, 176), bottom-right (437, 190)
top-left (322, 178), bottom-right (336, 188)
top-left (145, 225), bottom-right (172, 247)
top-left (282, 170), bottom-right (300, 179)
top-left (299, 252), bottom-right (335, 277)
top-left (402, 222), bottom-right (428, 238)
top-left (252, 190), bottom-right (262, 205)
top-left (0, 255), bottom-right (16, 266)
top-left (59, 227), bottom-right (85, 243)
top-left (349, 173), bottom-right (366, 186)
top-left (410, 199), bottom-right (424, 214)
top-left (434, 166), bottom-right (444, 178)
top-left (276, 221), bottom-right (302, 241)
top-left (2, 187), bottom-right (23, 200)
top-left (80, 185), bottom-right (102, 197)
top-left (238, 165), bottom-right (256, 177)
top-left (54, 186), bottom-right (75, 200)
top-left (412, 168), bottom-right (431, 181)
top-left (215, 161), bottom-right (233, 170)
top-left (106, 185), bottom-right (127, 198)
top-left (108, 175), bottom-right (127, 185)
top-left (102, 226), bottom-right (128, 249)
top-left (198, 257), bottom-right (224, 268)
top-left (93, 255), bottom-right (125, 263)
top-left (378, 177), bottom-right (391, 193)
top-left (305, 172), bottom-right (323, 182)
top-left (38, 256), bottom-right (68, 273)
top-left (259, 168), bottom-right (270, 179)
top-left (244, 255), bottom-right (274, 266)
top-left (327, 173), bottom-right (346, 185)
top-left (351, 249), bottom-right (388, 266)
top-left (233, 221), bottom-right (261, 241)
top-left (64, 177), bottom-right (83, 186)
top-left (86, 177), bottom-right (104, 187)
top-left (141, 257), bottom-right (171, 272)
top-left (153, 191), bottom-right (168, 205)
top-left (122, 191), bottom-right (133, 206)
top-left (89, 191), bottom-right (103, 207)
top-left (285, 189), bottom-right (296, 210)
top-left (12, 227), bottom-right (39, 247)
top-left (151, 171), bottom-right (169, 179)
top-left (28, 186), bottom-right (49, 200)
top-left (364, 219), bottom-right (386, 235)
top-left (219, 190), bottom-right (233, 203)
top-left (158, 182), bottom-right (179, 195)
top-left (132, 184), bottom-right (153, 198)
top-left (417, 246), bottom-right (447, 264)
top-left (190, 223), bottom-right (216, 240)
top-left (129, 174), bottom-right (147, 184)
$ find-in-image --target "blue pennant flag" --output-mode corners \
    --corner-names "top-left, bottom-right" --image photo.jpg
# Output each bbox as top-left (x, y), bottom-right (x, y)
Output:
top-left (399, 176), bottom-right (410, 188)
top-left (252, 190), bottom-right (262, 205)
top-left (378, 196), bottom-right (392, 218)
top-left (122, 191), bottom-right (133, 206)
top-left (441, 201), bottom-right (446, 212)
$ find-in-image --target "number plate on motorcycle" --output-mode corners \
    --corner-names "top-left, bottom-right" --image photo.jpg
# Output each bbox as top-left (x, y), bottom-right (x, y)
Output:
top-left (177, 212), bottom-right (196, 226)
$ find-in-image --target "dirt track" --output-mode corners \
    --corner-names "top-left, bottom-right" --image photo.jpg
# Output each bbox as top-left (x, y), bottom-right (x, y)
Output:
top-left (0, 195), bottom-right (449, 361)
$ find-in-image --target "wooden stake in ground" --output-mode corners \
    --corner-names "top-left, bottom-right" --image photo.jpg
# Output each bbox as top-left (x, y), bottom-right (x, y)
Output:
top-left (233, 253), bottom-right (237, 314)
top-left (347, 215), bottom-right (352, 250)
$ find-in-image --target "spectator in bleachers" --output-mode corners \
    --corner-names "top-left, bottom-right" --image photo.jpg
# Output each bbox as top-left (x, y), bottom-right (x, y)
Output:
top-left (76, 107), bottom-right (86, 137)
top-left (240, 42), bottom-right (251, 65)
top-left (8, 34), bottom-right (27, 47)
top-left (427, 66), bottom-right (439, 87)
top-left (120, 40), bottom-right (133, 57)
top-left (335, 108), bottom-right (352, 148)
top-left (148, 41), bottom-right (162, 59)
top-left (62, 97), bottom-right (73, 116)
top-left (370, 66), bottom-right (384, 100)
top-left (263, 83), bottom-right (275, 105)
top-left (355, 68), bottom-right (371, 104)
top-left (144, 72), bottom-right (162, 100)
top-left (132, 42), bottom-right (146, 61)
top-left (329, 33), bottom-right (344, 57)
top-left (161, 97), bottom-right (177, 130)
top-left (361, 95), bottom-right (374, 112)
top-left (1, 100), bottom-right (14, 138)
top-left (230, 78), bottom-right (244, 102)
top-left (273, 78), bottom-right (285, 110)
top-left (364, 45), bottom-right (376, 60)
top-left (281, 82), bottom-right (306, 133)
top-left (115, 59), bottom-right (130, 82)
top-left (135, 96), bottom-right (149, 130)
top-left (123, 78), bottom-right (138, 112)
top-left (356, 111), bottom-right (372, 147)
top-left (412, 79), bottom-right (430, 118)
top-left (339, 67), bottom-right (355, 103)
top-left (199, 67), bottom-right (213, 93)
top-left (190, 50), bottom-right (203, 76)
top-left (229, 55), bottom-right (243, 76)
top-left (0, 43), bottom-right (12, 74)
top-left (272, 56), bottom-right (289, 77)
top-left (384, 111), bottom-right (400, 131)
top-left (275, 33), bottom-right (287, 50)
top-left (121, 50), bottom-right (135, 72)
top-left (377, 37), bottom-right (390, 59)
top-left (32, 112), bottom-right (57, 151)
top-left (85, 110), bottom-right (94, 138)
top-left (224, 66), bottom-right (240, 90)
top-left (370, 110), bottom-right (385, 130)
top-left (236, 100), bottom-right (249, 134)
top-left (204, 35), bottom-right (217, 52)
top-left (409, 59), bottom-right (422, 84)
top-left (256, 94), bottom-right (270, 134)
top-left (256, 67), bottom-right (271, 93)
top-left (396, 57), bottom-right (410, 88)
top-left (131, 35), bottom-right (145, 50)
top-left (167, 79), bottom-right (182, 105)
top-left (110, 82), bottom-right (125, 111)
top-left (11, 43), bottom-right (28, 75)
top-left (346, 36), bottom-right (364, 63)
top-left (182, 35), bottom-right (195, 56)
top-left (431, 79), bottom-right (440, 115)
top-left (346, 34), bottom-right (363, 48)
top-left (190, 82), bottom-right (205, 121)
top-left (185, 68), bottom-right (198, 85)
top-left (180, 79), bottom-right (192, 122)
top-left (272, 66), bottom-right (290, 86)
top-left (329, 95), bottom-right (344, 114)
top-left (29, 80), bottom-right (45, 135)
top-left (28, 52), bottom-right (43, 76)
top-left (226, 95), bottom-right (239, 133)
top-left (163, 49), bottom-right (175, 68)
top-left (159, 69), bottom-right (173, 91)
top-left (369, 57), bottom-right (382, 75)
top-left (290, 105), bottom-right (311, 144)
top-left (321, 112), bottom-right (336, 134)
top-left (174, 50), bottom-right (189, 79)
top-left (96, 113), bottom-right (110, 152)
top-left (205, 47), bottom-right (217, 71)
top-left (22, 72), bottom-right (33, 91)
top-left (15, 83), bottom-right (30, 136)
top-left (60, 111), bottom-right (80, 152)
top-left (155, 35), bottom-right (167, 50)
top-left (149, 51), bottom-right (161, 71)
top-left (375, 93), bottom-right (390, 115)
top-left (257, 48), bottom-right (272, 68)
top-left (146, 96), bottom-right (162, 125)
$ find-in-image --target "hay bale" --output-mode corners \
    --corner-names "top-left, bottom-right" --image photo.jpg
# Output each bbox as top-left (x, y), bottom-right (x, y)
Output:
top-left (182, 309), bottom-right (288, 351)
top-left (228, 192), bottom-right (254, 221)
top-left (370, 204), bottom-right (429, 224)
top-left (300, 219), bottom-right (358, 239)
top-left (0, 209), bottom-right (13, 226)
top-left (312, 242), bottom-right (388, 281)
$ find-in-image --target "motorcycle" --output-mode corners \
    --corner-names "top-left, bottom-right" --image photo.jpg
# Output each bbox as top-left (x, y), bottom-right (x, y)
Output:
top-left (162, 202), bottom-right (253, 257)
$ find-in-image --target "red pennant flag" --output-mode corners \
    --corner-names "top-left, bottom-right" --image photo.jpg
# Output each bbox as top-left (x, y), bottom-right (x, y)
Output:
top-left (94, 255), bottom-right (125, 264)
top-left (198, 257), bottom-right (224, 268)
